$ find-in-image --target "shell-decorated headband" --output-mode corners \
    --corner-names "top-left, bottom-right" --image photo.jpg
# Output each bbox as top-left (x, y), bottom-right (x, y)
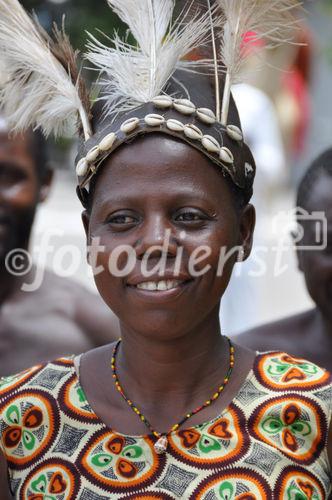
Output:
top-left (0, 0), bottom-right (303, 207)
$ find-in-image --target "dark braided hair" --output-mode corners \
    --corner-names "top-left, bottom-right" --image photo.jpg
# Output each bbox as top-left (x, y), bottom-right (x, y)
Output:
top-left (297, 148), bottom-right (332, 209)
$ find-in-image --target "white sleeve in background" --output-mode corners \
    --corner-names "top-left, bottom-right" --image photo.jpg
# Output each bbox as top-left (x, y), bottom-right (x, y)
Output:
top-left (232, 83), bottom-right (286, 186)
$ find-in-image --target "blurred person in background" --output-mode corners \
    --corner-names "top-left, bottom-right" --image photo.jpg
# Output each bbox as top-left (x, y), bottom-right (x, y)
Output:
top-left (235, 148), bottom-right (332, 371)
top-left (244, 24), bottom-right (313, 168)
top-left (220, 82), bottom-right (286, 334)
top-left (0, 118), bottom-right (119, 377)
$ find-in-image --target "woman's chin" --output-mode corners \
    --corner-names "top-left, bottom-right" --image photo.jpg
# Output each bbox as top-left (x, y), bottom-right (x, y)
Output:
top-left (115, 309), bottom-right (199, 341)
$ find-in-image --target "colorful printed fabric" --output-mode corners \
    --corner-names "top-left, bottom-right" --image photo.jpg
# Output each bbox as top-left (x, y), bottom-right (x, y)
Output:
top-left (0, 352), bottom-right (331, 499)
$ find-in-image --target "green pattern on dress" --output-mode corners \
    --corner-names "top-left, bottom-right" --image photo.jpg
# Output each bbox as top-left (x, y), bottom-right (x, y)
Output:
top-left (0, 352), bottom-right (330, 499)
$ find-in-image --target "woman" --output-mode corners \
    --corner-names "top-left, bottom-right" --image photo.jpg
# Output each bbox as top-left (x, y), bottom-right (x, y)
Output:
top-left (0, 0), bottom-right (331, 498)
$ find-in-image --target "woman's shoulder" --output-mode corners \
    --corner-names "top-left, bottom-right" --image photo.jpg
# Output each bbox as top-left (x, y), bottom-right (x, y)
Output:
top-left (249, 350), bottom-right (332, 405)
top-left (0, 357), bottom-right (76, 406)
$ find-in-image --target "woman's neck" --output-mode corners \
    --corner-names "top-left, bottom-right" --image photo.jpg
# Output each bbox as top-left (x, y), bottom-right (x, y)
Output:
top-left (80, 310), bottom-right (255, 435)
top-left (116, 312), bottom-right (228, 404)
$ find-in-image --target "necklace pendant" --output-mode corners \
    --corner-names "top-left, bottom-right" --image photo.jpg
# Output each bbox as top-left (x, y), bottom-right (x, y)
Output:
top-left (154, 436), bottom-right (168, 454)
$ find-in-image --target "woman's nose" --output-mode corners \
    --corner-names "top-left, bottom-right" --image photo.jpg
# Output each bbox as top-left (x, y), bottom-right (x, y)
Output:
top-left (134, 215), bottom-right (178, 260)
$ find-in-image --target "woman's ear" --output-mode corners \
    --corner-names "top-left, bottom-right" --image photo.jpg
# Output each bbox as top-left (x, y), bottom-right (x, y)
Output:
top-left (239, 204), bottom-right (256, 261)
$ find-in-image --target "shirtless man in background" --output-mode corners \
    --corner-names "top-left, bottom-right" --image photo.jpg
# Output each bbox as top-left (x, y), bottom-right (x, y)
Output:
top-left (0, 120), bottom-right (119, 377)
top-left (235, 148), bottom-right (332, 371)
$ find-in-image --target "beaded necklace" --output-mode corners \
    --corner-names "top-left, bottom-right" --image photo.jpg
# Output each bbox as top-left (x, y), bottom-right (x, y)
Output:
top-left (111, 337), bottom-right (235, 454)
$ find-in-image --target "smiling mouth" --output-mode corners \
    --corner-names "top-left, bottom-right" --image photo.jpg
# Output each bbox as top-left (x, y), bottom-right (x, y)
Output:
top-left (130, 279), bottom-right (190, 292)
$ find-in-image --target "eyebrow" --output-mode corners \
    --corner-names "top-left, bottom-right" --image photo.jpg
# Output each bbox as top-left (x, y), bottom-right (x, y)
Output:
top-left (97, 189), bottom-right (216, 207)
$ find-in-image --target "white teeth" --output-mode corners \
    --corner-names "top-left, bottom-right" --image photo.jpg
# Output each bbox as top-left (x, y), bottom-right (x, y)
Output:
top-left (136, 280), bottom-right (182, 291)
top-left (158, 281), bottom-right (168, 291)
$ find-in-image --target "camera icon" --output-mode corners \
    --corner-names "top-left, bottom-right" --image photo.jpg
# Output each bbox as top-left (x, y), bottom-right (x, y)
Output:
top-left (271, 207), bottom-right (327, 251)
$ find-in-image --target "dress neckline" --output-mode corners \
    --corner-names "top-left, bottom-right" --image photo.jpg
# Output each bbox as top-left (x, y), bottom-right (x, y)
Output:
top-left (71, 353), bottom-right (257, 440)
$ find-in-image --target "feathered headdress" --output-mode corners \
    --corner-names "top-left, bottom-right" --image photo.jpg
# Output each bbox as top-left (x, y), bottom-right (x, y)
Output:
top-left (213, 0), bottom-right (303, 125)
top-left (86, 0), bottom-right (212, 118)
top-left (0, 0), bottom-right (303, 207)
top-left (0, 0), bottom-right (92, 139)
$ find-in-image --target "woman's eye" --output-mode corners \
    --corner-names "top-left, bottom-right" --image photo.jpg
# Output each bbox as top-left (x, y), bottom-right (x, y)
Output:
top-left (176, 212), bottom-right (203, 222)
top-left (108, 215), bottom-right (137, 225)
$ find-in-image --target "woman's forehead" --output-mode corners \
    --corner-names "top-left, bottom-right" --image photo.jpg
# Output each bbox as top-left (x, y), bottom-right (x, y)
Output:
top-left (92, 135), bottom-right (230, 200)
top-left (105, 134), bottom-right (205, 166)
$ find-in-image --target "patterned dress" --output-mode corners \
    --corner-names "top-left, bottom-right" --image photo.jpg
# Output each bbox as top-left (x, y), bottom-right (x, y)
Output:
top-left (0, 352), bottom-right (331, 499)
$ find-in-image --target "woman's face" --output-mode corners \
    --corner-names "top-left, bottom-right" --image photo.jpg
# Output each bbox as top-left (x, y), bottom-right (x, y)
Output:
top-left (83, 135), bottom-right (255, 339)
top-left (0, 132), bottom-right (41, 262)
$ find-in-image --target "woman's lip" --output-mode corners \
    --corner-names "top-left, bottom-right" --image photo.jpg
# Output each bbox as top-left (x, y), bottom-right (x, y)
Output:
top-left (126, 280), bottom-right (193, 301)
top-left (127, 274), bottom-right (192, 287)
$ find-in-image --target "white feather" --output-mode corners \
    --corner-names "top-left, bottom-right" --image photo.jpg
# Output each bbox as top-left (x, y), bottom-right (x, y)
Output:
top-left (216, 0), bottom-right (303, 124)
top-left (86, 0), bottom-right (211, 118)
top-left (207, 0), bottom-right (221, 121)
top-left (0, 0), bottom-right (92, 139)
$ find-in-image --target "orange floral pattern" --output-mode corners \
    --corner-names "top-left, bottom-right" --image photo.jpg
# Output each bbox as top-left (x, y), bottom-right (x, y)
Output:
top-left (0, 352), bottom-right (330, 499)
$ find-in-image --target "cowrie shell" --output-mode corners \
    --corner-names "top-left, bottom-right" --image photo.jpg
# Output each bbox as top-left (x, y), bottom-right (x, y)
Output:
top-left (166, 119), bottom-right (184, 132)
top-left (219, 147), bottom-right (234, 164)
top-left (245, 162), bottom-right (254, 176)
top-left (144, 114), bottom-right (165, 126)
top-left (99, 132), bottom-right (116, 152)
top-left (226, 124), bottom-right (243, 142)
top-left (196, 107), bottom-right (216, 125)
top-left (152, 95), bottom-right (173, 109)
top-left (201, 135), bottom-right (220, 153)
top-left (120, 117), bottom-right (140, 134)
top-left (183, 124), bottom-right (203, 140)
top-left (86, 145), bottom-right (100, 163)
top-left (173, 99), bottom-right (196, 115)
top-left (76, 158), bottom-right (89, 177)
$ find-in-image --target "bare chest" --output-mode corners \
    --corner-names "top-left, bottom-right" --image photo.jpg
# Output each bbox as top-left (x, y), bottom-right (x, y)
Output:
top-left (0, 297), bottom-right (92, 376)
